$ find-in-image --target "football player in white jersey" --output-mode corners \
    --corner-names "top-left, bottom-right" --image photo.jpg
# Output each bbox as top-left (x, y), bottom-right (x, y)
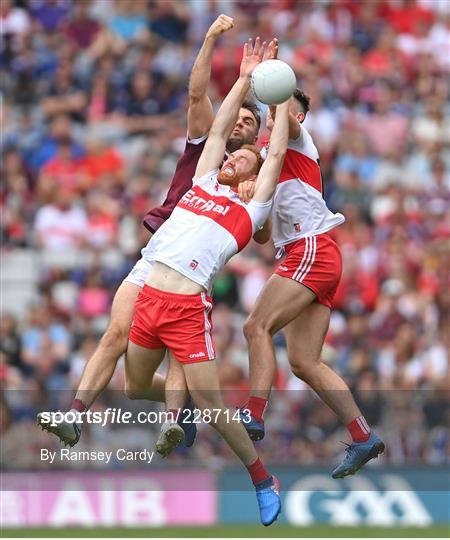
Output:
top-left (37, 16), bottom-right (275, 448)
top-left (125, 38), bottom-right (287, 526)
top-left (240, 90), bottom-right (385, 479)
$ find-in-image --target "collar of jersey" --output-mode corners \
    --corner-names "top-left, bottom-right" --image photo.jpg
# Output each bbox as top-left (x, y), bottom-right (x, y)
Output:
top-left (216, 182), bottom-right (240, 199)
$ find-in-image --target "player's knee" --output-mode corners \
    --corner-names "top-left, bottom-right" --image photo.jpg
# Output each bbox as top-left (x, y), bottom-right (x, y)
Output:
top-left (124, 385), bottom-right (146, 400)
top-left (243, 316), bottom-right (270, 342)
top-left (290, 360), bottom-right (315, 382)
top-left (124, 386), bottom-right (138, 400)
top-left (101, 322), bottom-right (129, 354)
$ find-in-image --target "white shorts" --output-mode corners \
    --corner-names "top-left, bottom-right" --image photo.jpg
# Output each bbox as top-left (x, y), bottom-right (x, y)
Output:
top-left (123, 257), bottom-right (154, 288)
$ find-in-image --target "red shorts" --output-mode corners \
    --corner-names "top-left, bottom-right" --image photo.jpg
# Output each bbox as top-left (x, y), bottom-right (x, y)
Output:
top-left (129, 285), bottom-right (216, 363)
top-left (275, 233), bottom-right (342, 309)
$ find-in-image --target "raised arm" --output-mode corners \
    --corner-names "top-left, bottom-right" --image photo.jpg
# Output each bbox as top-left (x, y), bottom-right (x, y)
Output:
top-left (187, 15), bottom-right (234, 140)
top-left (253, 101), bottom-right (289, 203)
top-left (264, 40), bottom-right (300, 141)
top-left (194, 38), bottom-right (266, 178)
top-left (268, 104), bottom-right (301, 140)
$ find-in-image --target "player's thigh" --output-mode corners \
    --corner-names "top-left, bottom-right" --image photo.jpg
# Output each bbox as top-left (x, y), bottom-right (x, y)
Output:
top-left (182, 360), bottom-right (223, 410)
top-left (125, 342), bottom-right (166, 389)
top-left (284, 302), bottom-right (331, 369)
top-left (107, 281), bottom-right (142, 338)
top-left (247, 274), bottom-right (316, 335)
top-left (166, 351), bottom-right (188, 388)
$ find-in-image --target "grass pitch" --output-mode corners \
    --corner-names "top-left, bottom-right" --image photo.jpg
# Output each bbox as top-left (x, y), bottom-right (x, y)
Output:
top-left (2, 525), bottom-right (449, 537)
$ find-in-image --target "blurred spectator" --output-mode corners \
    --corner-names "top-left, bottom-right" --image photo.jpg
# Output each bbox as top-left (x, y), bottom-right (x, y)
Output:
top-left (412, 95), bottom-right (450, 145)
top-left (84, 191), bottom-right (119, 248)
top-left (29, 0), bottom-right (71, 34)
top-left (0, 313), bottom-right (22, 370)
top-left (37, 139), bottom-right (86, 199)
top-left (359, 86), bottom-right (410, 156)
top-left (21, 302), bottom-right (70, 371)
top-left (0, 0), bottom-right (30, 62)
top-left (78, 270), bottom-right (110, 318)
top-left (34, 186), bottom-right (87, 250)
top-left (148, 0), bottom-right (190, 44)
top-left (27, 113), bottom-right (84, 173)
top-left (351, 2), bottom-right (383, 53)
top-left (333, 245), bottom-right (379, 313)
top-left (119, 70), bottom-right (170, 135)
top-left (79, 137), bottom-right (124, 189)
top-left (41, 60), bottom-right (87, 122)
top-left (1, 147), bottom-right (33, 246)
top-left (64, 0), bottom-right (102, 51)
top-left (108, 0), bottom-right (149, 46)
top-left (384, 0), bottom-right (435, 35)
top-left (334, 133), bottom-right (378, 186)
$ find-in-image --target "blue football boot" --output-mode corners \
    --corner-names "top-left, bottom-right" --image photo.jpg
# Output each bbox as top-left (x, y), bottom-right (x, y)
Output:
top-left (178, 398), bottom-right (197, 447)
top-left (238, 409), bottom-right (265, 441)
top-left (332, 432), bottom-right (385, 479)
top-left (255, 476), bottom-right (281, 526)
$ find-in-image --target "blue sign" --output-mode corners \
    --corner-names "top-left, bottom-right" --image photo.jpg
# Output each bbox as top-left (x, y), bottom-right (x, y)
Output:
top-left (219, 467), bottom-right (450, 526)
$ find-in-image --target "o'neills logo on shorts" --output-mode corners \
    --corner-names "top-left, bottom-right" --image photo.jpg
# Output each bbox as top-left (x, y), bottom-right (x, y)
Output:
top-left (180, 189), bottom-right (230, 216)
top-left (189, 351), bottom-right (206, 359)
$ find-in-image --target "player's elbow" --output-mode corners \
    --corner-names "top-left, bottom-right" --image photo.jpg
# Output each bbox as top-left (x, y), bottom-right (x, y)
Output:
top-left (209, 123), bottom-right (226, 139)
top-left (188, 91), bottom-right (204, 105)
top-left (254, 236), bottom-right (269, 244)
top-left (253, 224), bottom-right (272, 244)
top-left (268, 148), bottom-right (287, 161)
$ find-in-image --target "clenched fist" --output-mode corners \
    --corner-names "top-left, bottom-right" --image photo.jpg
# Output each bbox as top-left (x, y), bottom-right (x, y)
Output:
top-left (206, 14), bottom-right (234, 40)
top-left (238, 179), bottom-right (256, 203)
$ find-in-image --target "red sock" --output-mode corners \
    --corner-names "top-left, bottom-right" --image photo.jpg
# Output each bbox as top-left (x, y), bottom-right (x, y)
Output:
top-left (71, 399), bottom-right (87, 413)
top-left (246, 396), bottom-right (267, 422)
top-left (246, 458), bottom-right (270, 486)
top-left (347, 416), bottom-right (371, 443)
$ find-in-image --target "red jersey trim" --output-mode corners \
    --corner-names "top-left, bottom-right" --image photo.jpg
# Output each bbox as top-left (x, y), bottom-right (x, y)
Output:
top-left (177, 185), bottom-right (253, 251)
top-left (279, 149), bottom-right (323, 194)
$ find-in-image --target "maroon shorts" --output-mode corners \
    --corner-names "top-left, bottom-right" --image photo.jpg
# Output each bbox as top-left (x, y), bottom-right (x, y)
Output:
top-left (275, 233), bottom-right (342, 308)
top-left (129, 285), bottom-right (215, 363)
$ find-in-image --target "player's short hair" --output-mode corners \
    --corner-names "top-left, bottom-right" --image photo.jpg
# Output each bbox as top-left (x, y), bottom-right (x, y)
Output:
top-left (242, 100), bottom-right (261, 133)
top-left (293, 89), bottom-right (311, 117)
top-left (241, 144), bottom-right (264, 175)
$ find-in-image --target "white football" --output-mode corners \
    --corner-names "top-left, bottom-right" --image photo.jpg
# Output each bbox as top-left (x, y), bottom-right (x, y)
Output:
top-left (251, 59), bottom-right (297, 105)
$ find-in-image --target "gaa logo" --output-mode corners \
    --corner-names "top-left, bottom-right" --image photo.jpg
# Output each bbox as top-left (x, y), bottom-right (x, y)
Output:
top-left (190, 259), bottom-right (199, 270)
top-left (285, 474), bottom-right (432, 526)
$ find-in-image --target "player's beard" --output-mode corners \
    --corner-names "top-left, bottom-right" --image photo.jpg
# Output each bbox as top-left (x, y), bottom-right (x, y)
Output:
top-left (226, 132), bottom-right (254, 153)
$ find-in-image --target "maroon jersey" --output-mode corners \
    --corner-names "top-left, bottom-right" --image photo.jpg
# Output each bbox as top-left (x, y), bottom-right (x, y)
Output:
top-left (143, 136), bottom-right (207, 233)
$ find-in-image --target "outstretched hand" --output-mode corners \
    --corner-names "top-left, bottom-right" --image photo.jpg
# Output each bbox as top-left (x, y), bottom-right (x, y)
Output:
top-left (264, 38), bottom-right (278, 60)
top-left (240, 37), bottom-right (267, 78)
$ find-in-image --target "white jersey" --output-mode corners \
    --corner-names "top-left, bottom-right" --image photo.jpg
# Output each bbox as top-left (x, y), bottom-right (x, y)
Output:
top-left (262, 125), bottom-right (345, 248)
top-left (141, 169), bottom-right (272, 291)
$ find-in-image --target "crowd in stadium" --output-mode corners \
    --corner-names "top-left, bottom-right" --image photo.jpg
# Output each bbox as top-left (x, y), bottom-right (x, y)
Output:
top-left (1, 0), bottom-right (449, 469)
